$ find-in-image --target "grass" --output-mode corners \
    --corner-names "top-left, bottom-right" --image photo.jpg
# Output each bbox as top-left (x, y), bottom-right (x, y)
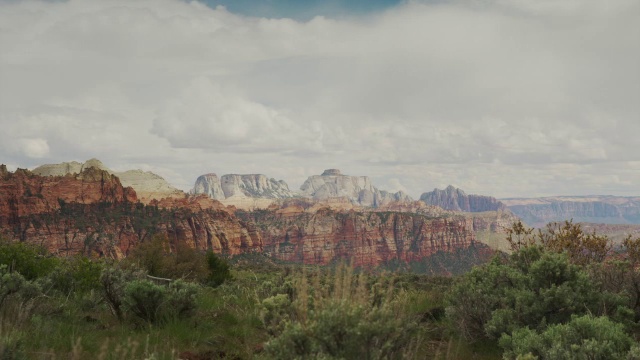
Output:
top-left (0, 257), bottom-right (505, 360)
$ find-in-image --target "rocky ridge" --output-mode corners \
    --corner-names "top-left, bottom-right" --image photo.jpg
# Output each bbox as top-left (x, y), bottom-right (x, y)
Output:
top-left (420, 185), bottom-right (507, 213)
top-left (299, 169), bottom-right (412, 207)
top-left (0, 166), bottom-right (261, 258)
top-left (502, 196), bottom-right (640, 227)
top-left (32, 159), bottom-right (185, 203)
top-left (0, 166), bottom-right (501, 271)
top-left (192, 173), bottom-right (296, 209)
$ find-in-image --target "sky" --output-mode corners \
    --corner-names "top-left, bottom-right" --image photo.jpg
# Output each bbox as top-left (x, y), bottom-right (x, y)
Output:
top-left (0, 0), bottom-right (638, 199)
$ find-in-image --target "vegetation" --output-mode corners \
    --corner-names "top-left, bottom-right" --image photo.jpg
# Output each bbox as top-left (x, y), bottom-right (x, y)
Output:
top-left (1, 220), bottom-right (639, 359)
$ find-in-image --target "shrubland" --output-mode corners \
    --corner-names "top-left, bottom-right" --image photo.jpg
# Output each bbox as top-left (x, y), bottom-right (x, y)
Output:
top-left (0, 220), bottom-right (638, 359)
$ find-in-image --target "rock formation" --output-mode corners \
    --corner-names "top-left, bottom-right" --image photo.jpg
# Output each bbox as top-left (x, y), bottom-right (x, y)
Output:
top-left (0, 167), bottom-right (261, 258)
top-left (192, 173), bottom-right (296, 209)
top-left (1, 164), bottom-right (508, 273)
top-left (420, 185), bottom-right (507, 213)
top-left (299, 169), bottom-right (412, 207)
top-left (32, 159), bottom-right (185, 203)
top-left (236, 207), bottom-right (480, 267)
top-left (502, 196), bottom-right (640, 227)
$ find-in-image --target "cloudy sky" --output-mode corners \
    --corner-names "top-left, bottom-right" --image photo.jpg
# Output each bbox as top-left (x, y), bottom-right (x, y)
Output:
top-left (1, 0), bottom-right (638, 199)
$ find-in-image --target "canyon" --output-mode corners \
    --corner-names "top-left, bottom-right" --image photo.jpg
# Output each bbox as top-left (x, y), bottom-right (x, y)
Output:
top-left (0, 164), bottom-right (508, 273)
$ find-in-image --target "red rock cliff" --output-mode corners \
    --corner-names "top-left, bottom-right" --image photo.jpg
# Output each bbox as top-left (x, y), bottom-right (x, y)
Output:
top-left (0, 167), bottom-right (261, 258)
top-left (238, 208), bottom-right (477, 267)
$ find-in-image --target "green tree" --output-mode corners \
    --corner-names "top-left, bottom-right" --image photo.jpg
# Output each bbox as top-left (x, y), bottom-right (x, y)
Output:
top-left (500, 315), bottom-right (637, 360)
top-left (446, 246), bottom-right (627, 342)
top-left (205, 251), bottom-right (231, 287)
top-left (0, 239), bottom-right (58, 280)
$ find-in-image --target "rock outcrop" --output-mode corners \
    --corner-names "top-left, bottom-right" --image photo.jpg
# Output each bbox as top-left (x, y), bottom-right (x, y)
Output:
top-left (32, 159), bottom-right (185, 203)
top-left (192, 173), bottom-right (296, 209)
top-left (502, 196), bottom-right (640, 227)
top-left (236, 207), bottom-right (479, 268)
top-left (420, 185), bottom-right (507, 213)
top-left (0, 167), bottom-right (261, 258)
top-left (299, 169), bottom-right (412, 207)
top-left (1, 164), bottom-right (505, 273)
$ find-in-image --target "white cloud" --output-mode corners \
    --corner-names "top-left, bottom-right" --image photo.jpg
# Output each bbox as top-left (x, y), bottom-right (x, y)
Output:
top-left (0, 0), bottom-right (638, 198)
top-left (18, 138), bottom-right (50, 159)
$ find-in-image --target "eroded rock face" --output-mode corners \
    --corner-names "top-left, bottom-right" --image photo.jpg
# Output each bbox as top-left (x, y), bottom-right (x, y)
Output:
top-left (299, 169), bottom-right (412, 207)
top-left (192, 173), bottom-right (225, 200)
top-left (502, 196), bottom-right (640, 227)
top-left (420, 185), bottom-right (507, 213)
top-left (220, 174), bottom-right (295, 199)
top-left (32, 158), bottom-right (184, 203)
top-left (237, 208), bottom-right (476, 267)
top-left (0, 167), bottom-right (261, 258)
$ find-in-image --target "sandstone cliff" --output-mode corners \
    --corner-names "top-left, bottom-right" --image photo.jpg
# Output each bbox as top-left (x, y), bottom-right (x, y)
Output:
top-left (420, 185), bottom-right (507, 213)
top-left (1, 165), bottom-right (503, 273)
top-left (32, 159), bottom-right (185, 203)
top-left (0, 167), bottom-right (261, 258)
top-left (502, 196), bottom-right (640, 227)
top-left (299, 169), bottom-right (412, 207)
top-left (236, 207), bottom-right (480, 268)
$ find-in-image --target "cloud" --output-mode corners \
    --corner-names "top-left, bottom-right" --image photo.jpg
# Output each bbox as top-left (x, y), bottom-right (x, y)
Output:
top-left (0, 0), bottom-right (638, 197)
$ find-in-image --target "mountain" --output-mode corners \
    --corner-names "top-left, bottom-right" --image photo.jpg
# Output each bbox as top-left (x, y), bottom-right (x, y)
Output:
top-left (0, 165), bottom-right (503, 273)
top-left (192, 173), bottom-right (296, 209)
top-left (0, 166), bottom-right (261, 258)
top-left (32, 159), bottom-right (185, 203)
top-left (420, 185), bottom-right (507, 212)
top-left (502, 196), bottom-right (640, 227)
top-left (299, 169), bottom-right (412, 207)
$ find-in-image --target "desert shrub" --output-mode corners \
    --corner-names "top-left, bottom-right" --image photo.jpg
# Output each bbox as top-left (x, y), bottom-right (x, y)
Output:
top-left (260, 293), bottom-right (292, 336)
top-left (46, 256), bottom-right (104, 295)
top-left (0, 240), bottom-right (58, 280)
top-left (0, 265), bottom-right (26, 307)
top-left (206, 251), bottom-right (232, 287)
top-left (446, 246), bottom-right (628, 342)
top-left (264, 264), bottom-right (418, 359)
top-left (127, 235), bottom-right (170, 277)
top-left (100, 265), bottom-right (145, 321)
top-left (124, 279), bottom-right (166, 323)
top-left (500, 315), bottom-right (637, 360)
top-left (507, 220), bottom-right (612, 266)
top-left (127, 235), bottom-right (228, 284)
top-left (123, 278), bottom-right (200, 324)
top-left (168, 242), bottom-right (209, 282)
top-left (164, 279), bottom-right (199, 319)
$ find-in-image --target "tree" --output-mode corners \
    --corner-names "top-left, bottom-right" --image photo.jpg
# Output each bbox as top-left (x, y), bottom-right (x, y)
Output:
top-left (446, 246), bottom-right (627, 342)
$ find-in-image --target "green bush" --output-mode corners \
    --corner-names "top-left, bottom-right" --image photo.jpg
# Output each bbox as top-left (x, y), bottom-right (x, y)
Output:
top-left (206, 251), bottom-right (231, 287)
top-left (264, 265), bottom-right (417, 359)
top-left (0, 240), bottom-right (58, 280)
top-left (123, 279), bottom-right (200, 324)
top-left (446, 246), bottom-right (627, 342)
top-left (0, 265), bottom-right (26, 307)
top-left (500, 315), bottom-right (637, 360)
top-left (165, 279), bottom-right (199, 319)
top-left (46, 256), bottom-right (104, 295)
top-left (124, 280), bottom-right (166, 324)
top-left (100, 265), bottom-right (145, 321)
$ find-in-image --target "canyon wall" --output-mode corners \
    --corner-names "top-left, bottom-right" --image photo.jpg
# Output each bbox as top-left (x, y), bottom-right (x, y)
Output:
top-left (0, 167), bottom-right (261, 258)
top-left (420, 185), bottom-right (507, 213)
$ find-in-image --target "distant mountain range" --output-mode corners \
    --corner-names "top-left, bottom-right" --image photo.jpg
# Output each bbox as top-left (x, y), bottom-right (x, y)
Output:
top-left (18, 159), bottom-right (640, 229)
top-left (3, 158), bottom-right (637, 269)
top-left (502, 196), bottom-right (640, 227)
